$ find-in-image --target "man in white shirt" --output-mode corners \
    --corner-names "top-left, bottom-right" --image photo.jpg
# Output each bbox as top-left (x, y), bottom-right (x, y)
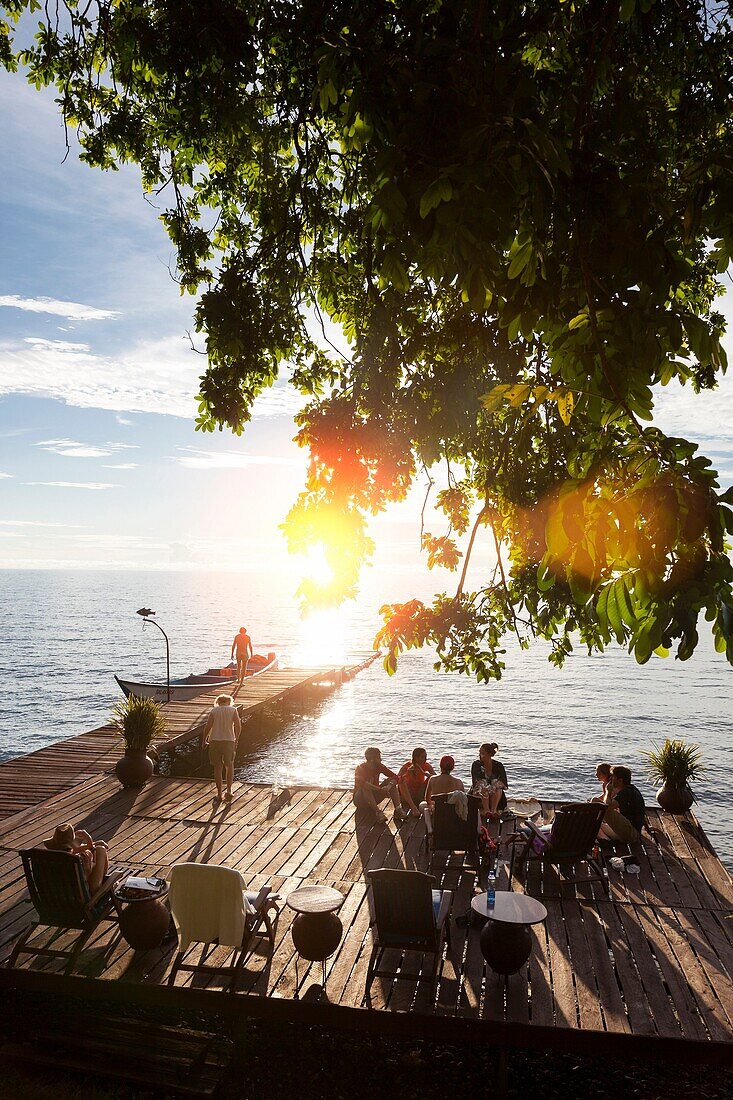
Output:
top-left (201, 694), bottom-right (241, 803)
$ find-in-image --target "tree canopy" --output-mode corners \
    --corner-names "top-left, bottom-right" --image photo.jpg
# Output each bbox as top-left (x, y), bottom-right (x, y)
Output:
top-left (4, 0), bottom-right (733, 679)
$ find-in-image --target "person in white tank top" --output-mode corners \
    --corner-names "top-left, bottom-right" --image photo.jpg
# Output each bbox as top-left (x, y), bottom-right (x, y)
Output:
top-left (201, 694), bottom-right (241, 803)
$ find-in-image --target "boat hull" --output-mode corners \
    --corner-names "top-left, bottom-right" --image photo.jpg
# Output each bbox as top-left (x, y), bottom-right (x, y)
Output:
top-left (115, 654), bottom-right (278, 702)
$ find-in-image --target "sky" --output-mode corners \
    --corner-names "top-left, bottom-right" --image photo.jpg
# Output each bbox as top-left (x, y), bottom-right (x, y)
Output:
top-left (1, 68), bottom-right (732, 593)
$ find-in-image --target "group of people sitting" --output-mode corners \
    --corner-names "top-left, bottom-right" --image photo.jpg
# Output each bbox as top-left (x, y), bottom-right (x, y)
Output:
top-left (39, 747), bottom-right (645, 899)
top-left (353, 745), bottom-right (646, 845)
top-left (353, 741), bottom-right (508, 824)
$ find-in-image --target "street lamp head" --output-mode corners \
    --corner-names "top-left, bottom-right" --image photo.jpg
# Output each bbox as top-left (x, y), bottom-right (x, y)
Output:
top-left (137, 608), bottom-right (155, 618)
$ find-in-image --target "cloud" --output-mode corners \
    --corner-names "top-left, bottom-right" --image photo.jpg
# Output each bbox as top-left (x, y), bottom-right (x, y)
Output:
top-left (116, 415), bottom-right (134, 426)
top-left (0, 520), bottom-right (85, 528)
top-left (35, 437), bottom-right (138, 459)
top-left (23, 481), bottom-right (118, 490)
top-left (102, 463), bottom-right (139, 469)
top-left (0, 334), bottom-right (305, 420)
top-left (173, 447), bottom-right (302, 470)
top-left (0, 472), bottom-right (12, 479)
top-left (0, 294), bottom-right (120, 321)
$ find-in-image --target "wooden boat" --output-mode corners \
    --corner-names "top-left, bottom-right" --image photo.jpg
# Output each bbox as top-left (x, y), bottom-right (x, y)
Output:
top-left (115, 652), bottom-right (278, 703)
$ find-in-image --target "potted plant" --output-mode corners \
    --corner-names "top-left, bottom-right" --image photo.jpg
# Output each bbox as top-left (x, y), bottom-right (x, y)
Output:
top-left (112, 695), bottom-right (165, 788)
top-left (643, 738), bottom-right (703, 814)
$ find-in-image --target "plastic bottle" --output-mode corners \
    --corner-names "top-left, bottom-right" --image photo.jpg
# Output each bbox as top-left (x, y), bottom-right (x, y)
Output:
top-left (487, 868), bottom-right (496, 911)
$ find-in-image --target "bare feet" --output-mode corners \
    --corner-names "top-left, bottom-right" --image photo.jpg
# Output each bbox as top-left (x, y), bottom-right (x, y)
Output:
top-left (374, 810), bottom-right (387, 824)
top-left (224, 791), bottom-right (233, 802)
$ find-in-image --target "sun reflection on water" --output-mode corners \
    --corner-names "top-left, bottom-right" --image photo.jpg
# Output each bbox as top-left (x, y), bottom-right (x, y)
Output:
top-left (279, 692), bottom-right (356, 787)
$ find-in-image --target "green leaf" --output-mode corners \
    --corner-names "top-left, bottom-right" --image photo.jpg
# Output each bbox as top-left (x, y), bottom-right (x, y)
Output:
top-left (568, 312), bottom-right (590, 331)
top-left (606, 585), bottom-right (625, 644)
top-left (420, 177), bottom-right (452, 218)
top-left (554, 389), bottom-right (574, 425)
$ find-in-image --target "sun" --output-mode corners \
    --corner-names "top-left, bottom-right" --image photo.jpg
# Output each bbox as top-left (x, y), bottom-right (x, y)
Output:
top-left (301, 543), bottom-right (335, 588)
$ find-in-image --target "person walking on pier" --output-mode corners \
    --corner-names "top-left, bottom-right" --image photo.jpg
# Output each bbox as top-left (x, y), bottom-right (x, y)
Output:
top-left (202, 694), bottom-right (241, 803)
top-left (231, 626), bottom-right (253, 685)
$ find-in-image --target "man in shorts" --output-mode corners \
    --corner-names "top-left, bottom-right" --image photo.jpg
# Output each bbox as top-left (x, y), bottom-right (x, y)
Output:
top-left (599, 765), bottom-right (645, 844)
top-left (201, 694), bottom-right (241, 802)
top-left (353, 747), bottom-right (406, 823)
top-left (231, 626), bottom-right (253, 685)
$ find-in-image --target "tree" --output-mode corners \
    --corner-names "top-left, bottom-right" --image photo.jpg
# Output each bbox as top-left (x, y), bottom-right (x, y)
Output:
top-left (4, 0), bottom-right (733, 679)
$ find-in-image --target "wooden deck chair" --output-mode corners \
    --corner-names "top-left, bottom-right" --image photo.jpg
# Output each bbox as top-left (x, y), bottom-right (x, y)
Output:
top-left (167, 862), bottom-right (281, 992)
top-left (514, 802), bottom-right (608, 894)
top-left (365, 868), bottom-right (452, 1003)
top-left (424, 793), bottom-right (485, 881)
top-left (7, 848), bottom-right (123, 975)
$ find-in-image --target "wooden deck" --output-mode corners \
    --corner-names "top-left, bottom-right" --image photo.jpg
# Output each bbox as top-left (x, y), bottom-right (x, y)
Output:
top-left (1, 774), bottom-right (732, 1062)
top-left (0, 659), bottom-right (375, 821)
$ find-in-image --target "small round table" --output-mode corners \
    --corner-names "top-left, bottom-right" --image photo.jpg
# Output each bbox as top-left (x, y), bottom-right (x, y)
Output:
top-left (471, 892), bottom-right (547, 975)
top-left (113, 879), bottom-right (171, 951)
top-left (287, 886), bottom-right (344, 993)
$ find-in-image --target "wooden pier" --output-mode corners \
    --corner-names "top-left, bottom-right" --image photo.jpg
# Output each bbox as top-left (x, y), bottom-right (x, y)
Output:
top-left (0, 769), bottom-right (731, 1066)
top-left (0, 658), bottom-right (376, 821)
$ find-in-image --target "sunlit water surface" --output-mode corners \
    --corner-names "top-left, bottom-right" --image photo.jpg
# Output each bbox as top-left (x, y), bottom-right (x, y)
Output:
top-left (0, 569), bottom-right (730, 868)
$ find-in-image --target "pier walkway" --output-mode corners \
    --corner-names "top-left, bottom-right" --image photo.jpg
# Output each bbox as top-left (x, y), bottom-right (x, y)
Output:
top-left (0, 772), bottom-right (732, 1064)
top-left (0, 657), bottom-right (376, 821)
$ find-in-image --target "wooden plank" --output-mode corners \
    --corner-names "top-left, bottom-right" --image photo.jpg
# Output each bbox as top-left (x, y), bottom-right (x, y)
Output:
top-left (561, 900), bottom-right (604, 1031)
top-left (598, 902), bottom-right (656, 1037)
top-left (616, 903), bottom-right (693, 1038)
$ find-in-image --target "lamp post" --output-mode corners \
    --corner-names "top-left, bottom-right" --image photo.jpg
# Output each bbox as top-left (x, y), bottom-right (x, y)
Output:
top-left (136, 608), bottom-right (170, 703)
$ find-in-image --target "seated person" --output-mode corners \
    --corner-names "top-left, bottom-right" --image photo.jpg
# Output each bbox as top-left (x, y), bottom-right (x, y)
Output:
top-left (598, 765), bottom-right (645, 844)
top-left (425, 755), bottom-right (464, 809)
top-left (353, 747), bottom-right (405, 823)
top-left (470, 741), bottom-right (508, 818)
top-left (397, 746), bottom-right (435, 817)
top-left (590, 761), bottom-right (612, 802)
top-left (44, 823), bottom-right (109, 893)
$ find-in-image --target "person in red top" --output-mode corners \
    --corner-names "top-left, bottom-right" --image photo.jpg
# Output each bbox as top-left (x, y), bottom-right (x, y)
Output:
top-left (353, 747), bottom-right (405, 823)
top-left (397, 747), bottom-right (435, 818)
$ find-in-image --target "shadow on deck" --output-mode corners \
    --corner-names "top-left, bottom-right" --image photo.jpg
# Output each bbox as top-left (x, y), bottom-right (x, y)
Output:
top-left (0, 775), bottom-right (732, 1065)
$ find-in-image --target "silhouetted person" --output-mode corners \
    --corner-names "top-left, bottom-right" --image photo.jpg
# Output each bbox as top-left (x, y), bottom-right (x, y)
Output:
top-left (231, 626), bottom-right (253, 685)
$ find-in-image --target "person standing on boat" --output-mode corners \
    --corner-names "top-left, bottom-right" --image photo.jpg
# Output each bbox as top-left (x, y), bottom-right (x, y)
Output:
top-left (201, 694), bottom-right (241, 803)
top-left (231, 626), bottom-right (253, 685)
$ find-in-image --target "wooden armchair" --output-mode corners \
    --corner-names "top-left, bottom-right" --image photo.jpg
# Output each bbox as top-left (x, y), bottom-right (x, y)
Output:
top-left (365, 867), bottom-right (452, 1002)
top-left (7, 848), bottom-right (123, 974)
top-left (514, 802), bottom-right (608, 894)
top-left (167, 862), bottom-right (282, 991)
top-left (424, 793), bottom-right (486, 881)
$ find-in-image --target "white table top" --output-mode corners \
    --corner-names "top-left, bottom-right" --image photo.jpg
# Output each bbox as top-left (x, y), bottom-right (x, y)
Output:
top-left (471, 891), bottom-right (547, 925)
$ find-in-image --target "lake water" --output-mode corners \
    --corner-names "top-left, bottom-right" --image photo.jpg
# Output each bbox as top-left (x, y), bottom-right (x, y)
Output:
top-left (0, 568), bottom-right (730, 868)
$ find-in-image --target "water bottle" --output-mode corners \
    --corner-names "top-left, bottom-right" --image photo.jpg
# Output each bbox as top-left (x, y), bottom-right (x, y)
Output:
top-left (487, 868), bottom-right (496, 911)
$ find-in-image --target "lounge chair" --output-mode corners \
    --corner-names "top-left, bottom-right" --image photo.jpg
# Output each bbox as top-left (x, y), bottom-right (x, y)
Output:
top-left (167, 862), bottom-right (281, 991)
top-left (514, 802), bottom-right (608, 894)
top-left (364, 867), bottom-right (452, 1002)
top-left (7, 848), bottom-right (124, 975)
top-left (423, 793), bottom-right (485, 881)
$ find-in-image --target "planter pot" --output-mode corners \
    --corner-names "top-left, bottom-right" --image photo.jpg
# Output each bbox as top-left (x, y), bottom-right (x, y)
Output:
top-left (656, 781), bottom-right (694, 814)
top-left (115, 748), bottom-right (154, 789)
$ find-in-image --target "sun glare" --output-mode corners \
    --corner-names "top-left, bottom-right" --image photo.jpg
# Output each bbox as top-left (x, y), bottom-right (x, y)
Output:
top-left (300, 543), bottom-right (335, 588)
top-left (291, 606), bottom-right (349, 667)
